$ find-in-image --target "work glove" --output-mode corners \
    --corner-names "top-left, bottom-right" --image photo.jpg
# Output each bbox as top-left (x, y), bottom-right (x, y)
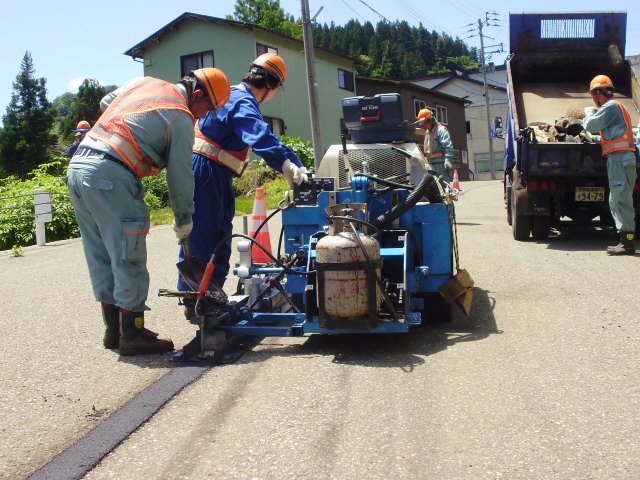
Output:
top-left (282, 159), bottom-right (309, 189)
top-left (172, 221), bottom-right (193, 244)
top-left (584, 106), bottom-right (597, 117)
top-left (444, 160), bottom-right (453, 169)
top-left (579, 130), bottom-right (594, 143)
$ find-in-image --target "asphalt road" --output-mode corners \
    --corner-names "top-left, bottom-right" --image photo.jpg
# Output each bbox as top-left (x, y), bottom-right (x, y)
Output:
top-left (1, 180), bottom-right (639, 479)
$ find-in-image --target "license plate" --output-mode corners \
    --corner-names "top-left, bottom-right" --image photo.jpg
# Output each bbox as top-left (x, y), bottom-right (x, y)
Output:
top-left (575, 187), bottom-right (605, 202)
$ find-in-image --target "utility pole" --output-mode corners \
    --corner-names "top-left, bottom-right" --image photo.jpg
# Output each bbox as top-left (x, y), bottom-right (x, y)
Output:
top-left (301, 0), bottom-right (324, 169)
top-left (478, 17), bottom-right (495, 180)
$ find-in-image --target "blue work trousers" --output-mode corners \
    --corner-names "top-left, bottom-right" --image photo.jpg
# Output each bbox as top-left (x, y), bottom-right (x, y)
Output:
top-left (66, 156), bottom-right (150, 311)
top-left (607, 150), bottom-right (637, 232)
top-left (177, 156), bottom-right (235, 291)
top-left (429, 161), bottom-right (452, 183)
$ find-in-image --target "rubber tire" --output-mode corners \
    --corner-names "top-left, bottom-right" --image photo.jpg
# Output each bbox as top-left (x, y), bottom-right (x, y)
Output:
top-left (511, 190), bottom-right (531, 240)
top-left (419, 292), bottom-right (453, 323)
top-left (506, 186), bottom-right (513, 226)
top-left (531, 214), bottom-right (551, 240)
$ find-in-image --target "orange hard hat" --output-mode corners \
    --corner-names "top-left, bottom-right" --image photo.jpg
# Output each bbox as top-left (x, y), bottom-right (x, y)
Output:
top-left (73, 120), bottom-right (91, 132)
top-left (589, 74), bottom-right (614, 92)
top-left (192, 68), bottom-right (231, 109)
top-left (250, 53), bottom-right (287, 86)
top-left (417, 108), bottom-right (434, 123)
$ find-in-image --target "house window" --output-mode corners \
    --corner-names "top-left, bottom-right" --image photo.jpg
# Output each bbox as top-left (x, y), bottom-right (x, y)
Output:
top-left (181, 51), bottom-right (214, 77)
top-left (466, 121), bottom-right (471, 135)
top-left (414, 100), bottom-right (427, 117)
top-left (257, 43), bottom-right (278, 56)
top-left (338, 69), bottom-right (354, 91)
top-left (474, 152), bottom-right (504, 173)
top-left (263, 116), bottom-right (285, 136)
top-left (436, 105), bottom-right (448, 125)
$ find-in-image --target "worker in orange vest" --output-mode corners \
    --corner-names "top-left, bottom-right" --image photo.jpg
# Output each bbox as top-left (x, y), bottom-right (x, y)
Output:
top-left (416, 108), bottom-right (454, 183)
top-left (66, 69), bottom-right (231, 355)
top-left (582, 74), bottom-right (637, 255)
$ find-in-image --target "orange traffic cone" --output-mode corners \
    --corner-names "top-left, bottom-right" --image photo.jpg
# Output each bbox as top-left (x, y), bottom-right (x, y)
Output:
top-left (452, 169), bottom-right (461, 190)
top-left (250, 188), bottom-right (272, 263)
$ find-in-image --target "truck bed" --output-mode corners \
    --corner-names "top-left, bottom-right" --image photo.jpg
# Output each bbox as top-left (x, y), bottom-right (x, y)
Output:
top-left (516, 82), bottom-right (639, 127)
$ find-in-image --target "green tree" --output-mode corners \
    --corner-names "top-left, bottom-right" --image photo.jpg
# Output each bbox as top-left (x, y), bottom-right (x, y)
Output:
top-left (231, 0), bottom-right (301, 39)
top-left (64, 78), bottom-right (106, 138)
top-left (0, 51), bottom-right (56, 179)
top-left (51, 92), bottom-right (76, 137)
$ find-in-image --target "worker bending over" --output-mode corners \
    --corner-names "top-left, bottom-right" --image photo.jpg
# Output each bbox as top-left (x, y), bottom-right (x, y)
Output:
top-left (177, 53), bottom-right (309, 320)
top-left (66, 69), bottom-right (231, 355)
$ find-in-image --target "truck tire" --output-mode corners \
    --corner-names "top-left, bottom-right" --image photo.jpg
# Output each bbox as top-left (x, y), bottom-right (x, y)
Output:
top-left (531, 214), bottom-right (551, 239)
top-left (511, 190), bottom-right (531, 240)
top-left (506, 186), bottom-right (513, 225)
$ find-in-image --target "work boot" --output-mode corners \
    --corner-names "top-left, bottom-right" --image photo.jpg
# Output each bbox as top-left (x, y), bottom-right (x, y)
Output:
top-left (607, 231), bottom-right (636, 256)
top-left (101, 303), bottom-right (120, 349)
top-left (182, 298), bottom-right (197, 323)
top-left (118, 310), bottom-right (174, 356)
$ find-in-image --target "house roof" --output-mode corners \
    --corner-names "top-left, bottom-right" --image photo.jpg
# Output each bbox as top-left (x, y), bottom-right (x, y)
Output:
top-left (124, 12), bottom-right (362, 64)
top-left (405, 66), bottom-right (507, 93)
top-left (356, 75), bottom-right (471, 105)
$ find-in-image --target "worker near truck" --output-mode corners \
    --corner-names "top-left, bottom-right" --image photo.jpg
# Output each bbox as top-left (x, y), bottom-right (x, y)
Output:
top-left (66, 120), bottom-right (91, 158)
top-left (582, 74), bottom-right (637, 255)
top-left (176, 53), bottom-right (309, 320)
top-left (66, 69), bottom-right (231, 355)
top-left (416, 108), bottom-right (454, 183)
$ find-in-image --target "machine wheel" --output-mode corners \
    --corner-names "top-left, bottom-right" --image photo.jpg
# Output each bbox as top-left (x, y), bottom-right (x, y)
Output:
top-left (419, 292), bottom-right (452, 323)
top-left (531, 214), bottom-right (550, 240)
top-left (511, 190), bottom-right (531, 240)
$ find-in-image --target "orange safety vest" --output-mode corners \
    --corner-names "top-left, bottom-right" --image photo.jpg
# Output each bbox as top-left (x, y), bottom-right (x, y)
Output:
top-left (600, 100), bottom-right (636, 156)
top-left (87, 77), bottom-right (194, 178)
top-left (424, 124), bottom-right (446, 160)
top-left (192, 121), bottom-right (251, 177)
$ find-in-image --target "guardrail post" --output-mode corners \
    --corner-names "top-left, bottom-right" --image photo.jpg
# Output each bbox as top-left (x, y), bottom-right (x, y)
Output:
top-left (34, 189), bottom-right (52, 246)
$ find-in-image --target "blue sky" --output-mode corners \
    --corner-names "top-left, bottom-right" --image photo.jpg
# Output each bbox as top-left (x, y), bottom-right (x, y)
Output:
top-left (0, 1), bottom-right (638, 116)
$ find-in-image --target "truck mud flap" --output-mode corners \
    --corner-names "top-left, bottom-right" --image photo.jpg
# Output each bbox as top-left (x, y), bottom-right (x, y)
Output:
top-left (514, 188), bottom-right (549, 216)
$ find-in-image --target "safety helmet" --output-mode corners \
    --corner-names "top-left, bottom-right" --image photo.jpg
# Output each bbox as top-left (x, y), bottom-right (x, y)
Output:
top-left (417, 108), bottom-right (435, 123)
top-left (72, 120), bottom-right (91, 132)
top-left (250, 53), bottom-right (287, 87)
top-left (192, 68), bottom-right (231, 109)
top-left (589, 74), bottom-right (614, 93)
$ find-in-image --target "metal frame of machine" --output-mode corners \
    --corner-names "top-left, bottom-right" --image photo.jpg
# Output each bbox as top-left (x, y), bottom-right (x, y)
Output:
top-left (162, 94), bottom-right (466, 362)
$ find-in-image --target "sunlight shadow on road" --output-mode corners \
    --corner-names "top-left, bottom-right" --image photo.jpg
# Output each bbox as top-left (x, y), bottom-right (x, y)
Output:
top-left (244, 287), bottom-right (500, 371)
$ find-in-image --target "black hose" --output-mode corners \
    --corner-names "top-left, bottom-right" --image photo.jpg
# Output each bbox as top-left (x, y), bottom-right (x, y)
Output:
top-left (370, 172), bottom-right (439, 230)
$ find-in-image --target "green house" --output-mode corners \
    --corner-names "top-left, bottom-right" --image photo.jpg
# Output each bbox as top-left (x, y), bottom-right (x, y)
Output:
top-left (124, 12), bottom-right (359, 154)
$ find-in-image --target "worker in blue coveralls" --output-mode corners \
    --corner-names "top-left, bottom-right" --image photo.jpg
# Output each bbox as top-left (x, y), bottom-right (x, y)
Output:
top-left (582, 74), bottom-right (637, 255)
top-left (66, 69), bottom-right (231, 355)
top-left (416, 108), bottom-right (454, 183)
top-left (66, 120), bottom-right (91, 158)
top-left (177, 53), bottom-right (309, 320)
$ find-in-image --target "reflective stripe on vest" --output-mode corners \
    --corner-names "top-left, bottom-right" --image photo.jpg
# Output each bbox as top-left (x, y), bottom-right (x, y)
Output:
top-left (601, 100), bottom-right (636, 156)
top-left (425, 124), bottom-right (445, 159)
top-left (87, 77), bottom-right (194, 178)
top-left (193, 122), bottom-right (251, 177)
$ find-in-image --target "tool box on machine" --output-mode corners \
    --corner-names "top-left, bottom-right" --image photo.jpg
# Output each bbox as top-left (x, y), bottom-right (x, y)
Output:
top-left (342, 93), bottom-right (415, 143)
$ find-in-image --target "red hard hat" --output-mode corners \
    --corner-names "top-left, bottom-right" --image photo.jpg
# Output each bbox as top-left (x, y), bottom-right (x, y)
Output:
top-left (192, 68), bottom-right (231, 110)
top-left (73, 120), bottom-right (91, 132)
top-left (250, 53), bottom-right (287, 86)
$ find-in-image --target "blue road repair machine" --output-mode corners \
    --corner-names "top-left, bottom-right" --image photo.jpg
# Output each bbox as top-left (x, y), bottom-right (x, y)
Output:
top-left (160, 93), bottom-right (473, 362)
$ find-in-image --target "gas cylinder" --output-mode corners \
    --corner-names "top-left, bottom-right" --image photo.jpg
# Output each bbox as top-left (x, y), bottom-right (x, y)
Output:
top-left (315, 229), bottom-right (381, 329)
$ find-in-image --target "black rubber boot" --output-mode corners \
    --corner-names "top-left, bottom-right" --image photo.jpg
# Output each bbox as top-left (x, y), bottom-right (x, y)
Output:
top-left (118, 310), bottom-right (174, 356)
top-left (101, 303), bottom-right (120, 349)
top-left (607, 231), bottom-right (636, 255)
